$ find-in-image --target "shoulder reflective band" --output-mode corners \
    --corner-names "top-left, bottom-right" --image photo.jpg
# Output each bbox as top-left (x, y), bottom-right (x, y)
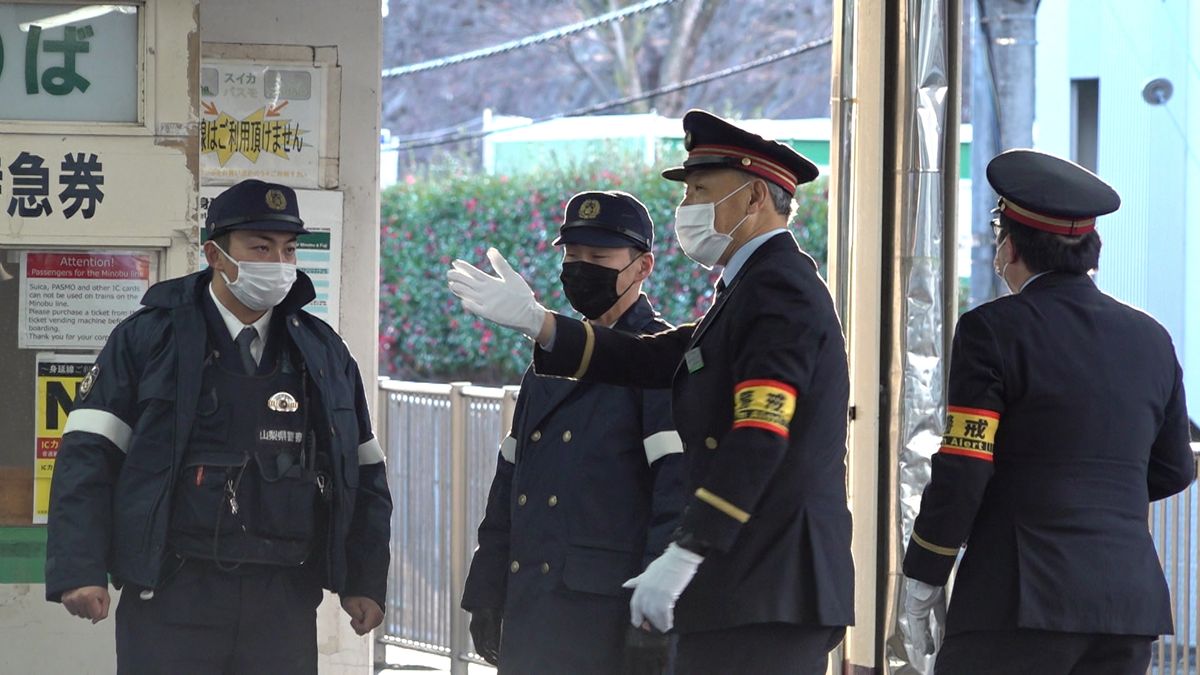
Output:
top-left (63, 408), bottom-right (133, 453)
top-left (940, 405), bottom-right (1000, 461)
top-left (499, 435), bottom-right (517, 464)
top-left (643, 430), bottom-right (684, 465)
top-left (695, 487), bottom-right (751, 523)
top-left (572, 320), bottom-right (595, 379)
top-left (731, 379), bottom-right (797, 437)
top-left (358, 437), bottom-right (385, 465)
top-left (912, 531), bottom-right (959, 557)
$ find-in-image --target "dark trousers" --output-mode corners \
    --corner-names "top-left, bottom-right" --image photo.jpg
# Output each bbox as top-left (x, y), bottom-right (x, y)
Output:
top-left (115, 558), bottom-right (323, 675)
top-left (675, 623), bottom-right (844, 675)
top-left (935, 629), bottom-right (1153, 675)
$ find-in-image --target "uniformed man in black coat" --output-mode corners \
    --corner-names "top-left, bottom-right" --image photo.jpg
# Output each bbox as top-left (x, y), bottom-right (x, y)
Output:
top-left (448, 110), bottom-right (853, 675)
top-left (902, 150), bottom-right (1196, 675)
top-left (458, 191), bottom-right (686, 674)
top-left (46, 180), bottom-right (393, 673)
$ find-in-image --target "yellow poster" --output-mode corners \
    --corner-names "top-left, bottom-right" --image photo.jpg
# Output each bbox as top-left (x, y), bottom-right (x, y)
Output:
top-left (34, 354), bottom-right (95, 524)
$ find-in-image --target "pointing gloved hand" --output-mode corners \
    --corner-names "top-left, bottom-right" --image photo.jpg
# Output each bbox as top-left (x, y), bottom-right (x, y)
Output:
top-left (622, 542), bottom-right (704, 632)
top-left (902, 576), bottom-right (946, 673)
top-left (468, 607), bottom-right (502, 666)
top-left (447, 248), bottom-right (547, 340)
top-left (623, 623), bottom-right (672, 675)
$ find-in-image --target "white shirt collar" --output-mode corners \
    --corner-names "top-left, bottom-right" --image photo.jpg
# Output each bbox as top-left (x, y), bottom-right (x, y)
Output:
top-left (207, 281), bottom-right (273, 362)
top-left (720, 229), bottom-right (788, 287)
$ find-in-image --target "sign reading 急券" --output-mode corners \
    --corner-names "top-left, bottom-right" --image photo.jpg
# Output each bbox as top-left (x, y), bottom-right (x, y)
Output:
top-left (0, 150), bottom-right (104, 219)
top-left (0, 3), bottom-right (139, 123)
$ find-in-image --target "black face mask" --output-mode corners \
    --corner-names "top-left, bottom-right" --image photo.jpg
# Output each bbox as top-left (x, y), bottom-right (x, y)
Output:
top-left (559, 255), bottom-right (641, 320)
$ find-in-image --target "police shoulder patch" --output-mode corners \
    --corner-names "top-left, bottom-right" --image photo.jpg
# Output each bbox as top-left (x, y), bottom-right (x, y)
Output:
top-left (79, 364), bottom-right (99, 400)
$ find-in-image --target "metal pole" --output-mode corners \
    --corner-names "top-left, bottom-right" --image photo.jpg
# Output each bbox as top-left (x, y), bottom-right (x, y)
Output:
top-left (448, 382), bottom-right (470, 675)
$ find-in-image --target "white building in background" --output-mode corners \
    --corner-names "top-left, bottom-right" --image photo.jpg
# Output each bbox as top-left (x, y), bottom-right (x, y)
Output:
top-left (1035, 0), bottom-right (1200, 424)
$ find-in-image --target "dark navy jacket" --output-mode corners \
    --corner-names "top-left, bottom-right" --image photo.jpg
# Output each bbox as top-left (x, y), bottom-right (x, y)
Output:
top-left (904, 272), bottom-right (1195, 637)
top-left (534, 233), bottom-right (855, 633)
top-left (45, 269), bottom-right (392, 609)
top-left (462, 295), bottom-right (686, 674)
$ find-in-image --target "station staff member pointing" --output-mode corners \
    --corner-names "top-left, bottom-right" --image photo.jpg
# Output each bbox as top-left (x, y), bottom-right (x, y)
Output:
top-left (46, 179), bottom-right (393, 674)
top-left (448, 110), bottom-right (854, 675)
top-left (460, 191), bottom-right (686, 674)
top-left (902, 150), bottom-right (1195, 675)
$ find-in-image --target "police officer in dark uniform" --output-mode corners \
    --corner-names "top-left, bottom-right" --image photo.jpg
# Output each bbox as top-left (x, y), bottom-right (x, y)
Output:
top-left (46, 179), bottom-right (393, 674)
top-left (459, 191), bottom-right (686, 674)
top-left (448, 110), bottom-right (853, 674)
top-left (902, 150), bottom-right (1195, 675)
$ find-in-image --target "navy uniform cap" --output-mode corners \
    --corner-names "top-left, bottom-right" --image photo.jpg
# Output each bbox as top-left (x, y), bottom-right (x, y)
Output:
top-left (553, 190), bottom-right (653, 251)
top-left (662, 109), bottom-right (819, 195)
top-left (206, 179), bottom-right (310, 239)
top-left (986, 149), bottom-right (1120, 236)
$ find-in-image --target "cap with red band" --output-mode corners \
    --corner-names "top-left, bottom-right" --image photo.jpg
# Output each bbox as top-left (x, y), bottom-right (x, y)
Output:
top-left (986, 149), bottom-right (1120, 235)
top-left (662, 109), bottom-right (819, 196)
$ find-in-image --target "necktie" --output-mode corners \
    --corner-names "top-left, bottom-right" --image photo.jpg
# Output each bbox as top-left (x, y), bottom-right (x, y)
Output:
top-left (234, 326), bottom-right (258, 375)
top-left (715, 278), bottom-right (727, 296)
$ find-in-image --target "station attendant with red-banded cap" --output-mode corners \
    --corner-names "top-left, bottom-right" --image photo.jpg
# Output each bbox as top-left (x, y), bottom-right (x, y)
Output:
top-left (902, 150), bottom-right (1195, 675)
top-left (448, 109), bottom-right (853, 674)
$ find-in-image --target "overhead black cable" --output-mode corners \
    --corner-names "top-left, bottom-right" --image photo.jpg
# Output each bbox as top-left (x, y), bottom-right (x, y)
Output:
top-left (394, 35), bottom-right (834, 152)
top-left (382, 0), bottom-right (679, 78)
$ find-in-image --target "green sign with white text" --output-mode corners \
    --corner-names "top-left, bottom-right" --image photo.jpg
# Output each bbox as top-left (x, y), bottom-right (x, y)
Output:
top-left (0, 3), bottom-right (139, 123)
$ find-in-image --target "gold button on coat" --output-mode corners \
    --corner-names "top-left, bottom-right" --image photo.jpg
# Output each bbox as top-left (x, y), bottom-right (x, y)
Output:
top-left (510, 561), bottom-right (520, 573)
top-left (517, 494), bottom-right (527, 506)
top-left (705, 436), bottom-right (718, 449)
top-left (562, 430), bottom-right (572, 442)
top-left (547, 495), bottom-right (558, 507)
top-left (531, 430), bottom-right (542, 442)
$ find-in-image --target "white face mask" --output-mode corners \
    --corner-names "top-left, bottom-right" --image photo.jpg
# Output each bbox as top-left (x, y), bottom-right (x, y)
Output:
top-left (673, 181), bottom-right (753, 269)
top-left (214, 244), bottom-right (297, 311)
top-left (994, 238), bottom-right (1014, 295)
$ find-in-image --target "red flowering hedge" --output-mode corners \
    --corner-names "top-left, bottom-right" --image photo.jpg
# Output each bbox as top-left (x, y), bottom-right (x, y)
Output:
top-left (379, 162), bottom-right (828, 384)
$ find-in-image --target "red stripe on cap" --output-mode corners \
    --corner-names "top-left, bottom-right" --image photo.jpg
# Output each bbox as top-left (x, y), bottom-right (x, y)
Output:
top-left (1000, 199), bottom-right (1096, 235)
top-left (689, 144), bottom-right (798, 193)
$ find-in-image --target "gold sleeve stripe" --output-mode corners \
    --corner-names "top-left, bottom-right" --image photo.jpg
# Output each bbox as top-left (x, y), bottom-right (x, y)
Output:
top-left (731, 379), bottom-right (797, 438)
top-left (912, 532), bottom-right (959, 557)
top-left (572, 321), bottom-right (595, 379)
top-left (942, 405), bottom-right (1000, 459)
top-left (695, 487), bottom-right (751, 524)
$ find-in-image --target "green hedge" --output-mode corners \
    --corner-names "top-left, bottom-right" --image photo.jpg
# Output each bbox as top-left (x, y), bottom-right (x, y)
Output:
top-left (379, 162), bottom-right (829, 384)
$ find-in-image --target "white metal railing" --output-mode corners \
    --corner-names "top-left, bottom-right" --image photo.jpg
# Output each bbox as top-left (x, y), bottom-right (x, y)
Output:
top-left (377, 379), bottom-right (518, 675)
top-left (1150, 445), bottom-right (1200, 675)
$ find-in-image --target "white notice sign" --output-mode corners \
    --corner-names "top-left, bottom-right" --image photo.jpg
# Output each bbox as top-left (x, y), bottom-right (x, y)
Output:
top-left (19, 251), bottom-right (153, 349)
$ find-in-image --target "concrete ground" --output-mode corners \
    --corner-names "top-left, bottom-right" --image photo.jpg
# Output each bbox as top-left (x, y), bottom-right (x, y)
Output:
top-left (377, 643), bottom-right (496, 675)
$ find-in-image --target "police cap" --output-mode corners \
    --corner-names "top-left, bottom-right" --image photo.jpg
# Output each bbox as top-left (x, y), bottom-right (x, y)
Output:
top-left (661, 109), bottom-right (819, 195)
top-left (206, 179), bottom-right (310, 239)
top-left (553, 190), bottom-right (653, 252)
top-left (986, 149), bottom-right (1120, 236)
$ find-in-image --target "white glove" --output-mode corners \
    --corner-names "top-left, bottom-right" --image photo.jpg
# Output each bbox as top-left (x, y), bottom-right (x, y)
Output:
top-left (902, 576), bottom-right (946, 674)
top-left (622, 543), bottom-right (704, 632)
top-left (446, 247), bottom-right (547, 339)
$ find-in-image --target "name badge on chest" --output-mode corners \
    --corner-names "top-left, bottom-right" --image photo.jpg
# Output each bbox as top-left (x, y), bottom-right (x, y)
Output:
top-left (684, 347), bottom-right (705, 373)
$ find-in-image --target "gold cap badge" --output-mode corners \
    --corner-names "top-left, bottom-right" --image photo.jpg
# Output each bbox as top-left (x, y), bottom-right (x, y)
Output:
top-left (265, 189), bottom-right (287, 211)
top-left (267, 391), bottom-right (299, 413)
top-left (578, 199), bottom-right (601, 220)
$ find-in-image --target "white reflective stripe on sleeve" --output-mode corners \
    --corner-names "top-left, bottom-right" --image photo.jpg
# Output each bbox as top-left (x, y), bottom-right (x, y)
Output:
top-left (643, 430), bottom-right (684, 465)
top-left (358, 437), bottom-right (385, 465)
top-left (499, 435), bottom-right (517, 464)
top-left (63, 408), bottom-right (133, 454)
